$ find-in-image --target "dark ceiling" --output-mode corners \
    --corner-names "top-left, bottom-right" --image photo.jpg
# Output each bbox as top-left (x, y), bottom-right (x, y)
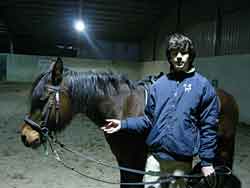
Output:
top-left (0, 0), bottom-right (169, 56)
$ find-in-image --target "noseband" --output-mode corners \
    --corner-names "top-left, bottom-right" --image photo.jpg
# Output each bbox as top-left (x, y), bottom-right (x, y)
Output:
top-left (24, 84), bottom-right (64, 141)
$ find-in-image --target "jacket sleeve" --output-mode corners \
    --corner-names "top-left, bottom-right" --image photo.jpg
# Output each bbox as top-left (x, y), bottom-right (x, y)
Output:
top-left (120, 85), bottom-right (156, 134)
top-left (198, 83), bottom-right (219, 167)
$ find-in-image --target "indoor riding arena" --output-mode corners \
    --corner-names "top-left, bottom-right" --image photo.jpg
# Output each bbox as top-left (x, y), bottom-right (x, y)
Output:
top-left (1, 1), bottom-right (250, 188)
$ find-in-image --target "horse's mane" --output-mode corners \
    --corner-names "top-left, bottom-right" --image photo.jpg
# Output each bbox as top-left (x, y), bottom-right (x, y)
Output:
top-left (30, 68), bottom-right (134, 113)
top-left (64, 68), bottom-right (134, 95)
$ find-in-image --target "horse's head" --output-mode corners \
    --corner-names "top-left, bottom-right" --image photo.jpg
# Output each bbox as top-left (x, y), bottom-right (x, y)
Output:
top-left (20, 57), bottom-right (73, 148)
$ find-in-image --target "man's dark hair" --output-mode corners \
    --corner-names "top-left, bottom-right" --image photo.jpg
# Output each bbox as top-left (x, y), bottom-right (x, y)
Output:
top-left (165, 33), bottom-right (196, 65)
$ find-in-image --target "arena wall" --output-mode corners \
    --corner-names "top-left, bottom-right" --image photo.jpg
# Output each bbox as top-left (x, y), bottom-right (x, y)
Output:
top-left (1, 53), bottom-right (250, 123)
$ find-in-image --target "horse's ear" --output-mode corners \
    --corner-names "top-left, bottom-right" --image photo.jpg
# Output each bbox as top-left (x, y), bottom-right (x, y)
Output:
top-left (51, 57), bottom-right (64, 85)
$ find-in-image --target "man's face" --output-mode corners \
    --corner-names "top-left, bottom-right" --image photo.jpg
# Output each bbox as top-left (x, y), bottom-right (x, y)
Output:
top-left (169, 50), bottom-right (190, 72)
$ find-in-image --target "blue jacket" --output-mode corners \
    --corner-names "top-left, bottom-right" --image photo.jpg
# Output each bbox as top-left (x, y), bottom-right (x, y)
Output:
top-left (121, 71), bottom-right (219, 166)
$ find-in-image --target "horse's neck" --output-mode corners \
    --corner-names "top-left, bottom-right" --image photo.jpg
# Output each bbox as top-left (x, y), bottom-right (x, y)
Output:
top-left (85, 84), bottom-right (132, 126)
top-left (86, 84), bottom-right (145, 126)
top-left (66, 73), bottom-right (126, 118)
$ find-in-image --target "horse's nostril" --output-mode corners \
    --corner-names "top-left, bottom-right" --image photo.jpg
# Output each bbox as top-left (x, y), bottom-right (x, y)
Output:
top-left (31, 138), bottom-right (41, 149)
top-left (34, 138), bottom-right (40, 144)
top-left (21, 135), bottom-right (30, 147)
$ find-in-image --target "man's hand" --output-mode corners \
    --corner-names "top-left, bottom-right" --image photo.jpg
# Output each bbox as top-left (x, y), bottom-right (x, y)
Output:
top-left (101, 119), bottom-right (121, 134)
top-left (201, 165), bottom-right (216, 187)
top-left (201, 165), bottom-right (215, 176)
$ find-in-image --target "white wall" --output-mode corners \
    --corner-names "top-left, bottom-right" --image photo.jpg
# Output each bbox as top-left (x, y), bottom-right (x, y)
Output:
top-left (5, 54), bottom-right (142, 82)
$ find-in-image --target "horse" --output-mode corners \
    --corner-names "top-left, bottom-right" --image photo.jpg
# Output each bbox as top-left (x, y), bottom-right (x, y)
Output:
top-left (20, 57), bottom-right (239, 188)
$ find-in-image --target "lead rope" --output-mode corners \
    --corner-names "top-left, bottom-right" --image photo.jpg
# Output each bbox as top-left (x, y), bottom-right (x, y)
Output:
top-left (47, 137), bottom-right (175, 186)
top-left (54, 139), bottom-right (160, 177)
top-left (46, 138), bottom-right (232, 186)
top-left (54, 139), bottom-right (232, 178)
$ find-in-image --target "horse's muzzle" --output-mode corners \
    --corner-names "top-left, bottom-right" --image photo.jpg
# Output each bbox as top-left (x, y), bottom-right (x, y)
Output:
top-left (21, 134), bottom-right (41, 149)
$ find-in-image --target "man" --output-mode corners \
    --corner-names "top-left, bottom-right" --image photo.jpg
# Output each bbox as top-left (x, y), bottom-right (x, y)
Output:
top-left (102, 33), bottom-right (219, 188)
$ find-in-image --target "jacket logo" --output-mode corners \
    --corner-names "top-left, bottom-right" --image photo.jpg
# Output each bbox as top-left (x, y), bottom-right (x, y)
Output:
top-left (183, 83), bottom-right (192, 93)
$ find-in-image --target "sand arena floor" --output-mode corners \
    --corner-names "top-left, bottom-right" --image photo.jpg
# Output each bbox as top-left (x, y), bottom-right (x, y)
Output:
top-left (0, 82), bottom-right (249, 188)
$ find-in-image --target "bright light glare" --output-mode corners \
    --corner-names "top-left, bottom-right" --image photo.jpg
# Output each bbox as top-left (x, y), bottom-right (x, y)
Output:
top-left (74, 20), bottom-right (85, 32)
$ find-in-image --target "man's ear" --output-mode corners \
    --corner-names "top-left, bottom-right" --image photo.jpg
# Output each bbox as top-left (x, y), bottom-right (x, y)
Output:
top-left (51, 57), bottom-right (63, 85)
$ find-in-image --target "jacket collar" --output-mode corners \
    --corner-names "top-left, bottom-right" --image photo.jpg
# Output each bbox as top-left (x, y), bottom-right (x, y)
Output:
top-left (167, 67), bottom-right (196, 81)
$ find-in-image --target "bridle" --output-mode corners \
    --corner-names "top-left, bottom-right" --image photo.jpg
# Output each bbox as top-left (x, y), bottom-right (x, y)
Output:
top-left (23, 84), bottom-right (232, 187)
top-left (24, 84), bottom-right (65, 142)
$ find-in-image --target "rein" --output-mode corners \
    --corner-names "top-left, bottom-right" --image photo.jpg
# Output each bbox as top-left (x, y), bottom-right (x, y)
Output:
top-left (49, 140), bottom-right (178, 186)
top-left (48, 137), bottom-right (196, 186)
top-left (47, 137), bottom-right (232, 186)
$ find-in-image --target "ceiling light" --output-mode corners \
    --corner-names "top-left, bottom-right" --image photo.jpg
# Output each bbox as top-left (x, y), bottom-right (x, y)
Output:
top-left (74, 20), bottom-right (85, 32)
